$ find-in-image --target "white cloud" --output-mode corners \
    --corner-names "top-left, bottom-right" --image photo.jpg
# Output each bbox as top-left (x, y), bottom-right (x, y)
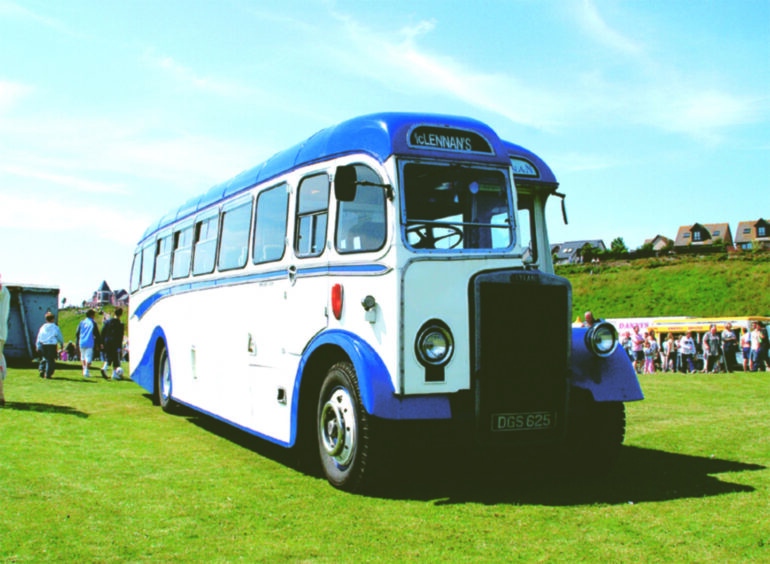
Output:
top-left (0, 192), bottom-right (149, 244)
top-left (328, 13), bottom-right (566, 130)
top-left (0, 162), bottom-right (126, 194)
top-left (143, 50), bottom-right (254, 98)
top-left (575, 0), bottom-right (643, 56)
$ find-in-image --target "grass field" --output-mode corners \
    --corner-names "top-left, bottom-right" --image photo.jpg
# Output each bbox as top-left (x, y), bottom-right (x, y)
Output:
top-left (1, 363), bottom-right (769, 561)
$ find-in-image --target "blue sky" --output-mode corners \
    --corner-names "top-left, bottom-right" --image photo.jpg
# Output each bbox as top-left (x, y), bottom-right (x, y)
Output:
top-left (1, 0), bottom-right (768, 305)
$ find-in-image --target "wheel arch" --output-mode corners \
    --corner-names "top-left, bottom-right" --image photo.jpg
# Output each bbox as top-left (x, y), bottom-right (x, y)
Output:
top-left (130, 325), bottom-right (168, 399)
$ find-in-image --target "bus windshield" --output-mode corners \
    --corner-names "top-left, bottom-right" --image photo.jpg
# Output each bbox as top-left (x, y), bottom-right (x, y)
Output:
top-left (402, 162), bottom-right (513, 251)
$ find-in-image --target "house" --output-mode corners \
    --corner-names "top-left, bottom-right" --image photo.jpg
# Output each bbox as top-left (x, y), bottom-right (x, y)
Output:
top-left (734, 218), bottom-right (770, 250)
top-left (88, 281), bottom-right (129, 308)
top-left (550, 240), bottom-right (606, 264)
top-left (673, 223), bottom-right (733, 249)
top-left (643, 235), bottom-right (673, 252)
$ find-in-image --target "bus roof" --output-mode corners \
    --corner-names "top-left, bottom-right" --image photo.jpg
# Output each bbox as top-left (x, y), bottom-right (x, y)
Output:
top-left (141, 113), bottom-right (558, 242)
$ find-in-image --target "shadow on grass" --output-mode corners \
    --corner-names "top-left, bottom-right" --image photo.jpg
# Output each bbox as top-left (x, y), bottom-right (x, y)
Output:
top-left (2, 401), bottom-right (89, 418)
top-left (175, 407), bottom-right (765, 506)
top-left (405, 445), bottom-right (765, 507)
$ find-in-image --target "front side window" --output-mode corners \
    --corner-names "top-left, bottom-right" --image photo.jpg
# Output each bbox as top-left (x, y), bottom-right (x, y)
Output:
top-left (193, 213), bottom-right (219, 276)
top-left (295, 174), bottom-right (329, 257)
top-left (253, 185), bottom-right (289, 264)
top-left (218, 200), bottom-right (252, 271)
top-left (335, 165), bottom-right (387, 254)
top-left (402, 163), bottom-right (512, 251)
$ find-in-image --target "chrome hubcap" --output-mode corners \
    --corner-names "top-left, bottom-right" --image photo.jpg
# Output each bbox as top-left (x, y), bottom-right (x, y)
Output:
top-left (320, 387), bottom-right (356, 468)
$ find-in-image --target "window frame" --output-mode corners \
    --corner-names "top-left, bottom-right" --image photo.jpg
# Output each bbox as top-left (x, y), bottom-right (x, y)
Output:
top-left (294, 173), bottom-right (330, 258)
top-left (140, 242), bottom-right (156, 288)
top-left (253, 183), bottom-right (290, 265)
top-left (218, 195), bottom-right (253, 272)
top-left (334, 164), bottom-right (388, 255)
top-left (154, 230), bottom-right (173, 283)
top-left (192, 210), bottom-right (220, 277)
top-left (172, 221), bottom-right (195, 280)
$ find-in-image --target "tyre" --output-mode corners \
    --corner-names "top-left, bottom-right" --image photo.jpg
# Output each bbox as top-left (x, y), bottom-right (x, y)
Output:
top-left (157, 346), bottom-right (177, 414)
top-left (563, 391), bottom-right (626, 475)
top-left (316, 361), bottom-right (371, 491)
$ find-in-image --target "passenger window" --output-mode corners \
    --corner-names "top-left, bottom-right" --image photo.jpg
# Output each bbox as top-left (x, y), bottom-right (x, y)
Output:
top-left (295, 174), bottom-right (329, 257)
top-left (172, 225), bottom-right (194, 279)
top-left (253, 185), bottom-right (289, 264)
top-left (130, 251), bottom-right (142, 293)
top-left (155, 234), bottom-right (173, 283)
top-left (193, 214), bottom-right (219, 275)
top-left (335, 165), bottom-right (387, 254)
top-left (141, 244), bottom-right (156, 287)
top-left (219, 199), bottom-right (252, 271)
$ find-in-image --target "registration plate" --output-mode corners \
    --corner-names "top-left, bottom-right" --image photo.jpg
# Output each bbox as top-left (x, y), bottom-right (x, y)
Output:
top-left (492, 411), bottom-right (555, 431)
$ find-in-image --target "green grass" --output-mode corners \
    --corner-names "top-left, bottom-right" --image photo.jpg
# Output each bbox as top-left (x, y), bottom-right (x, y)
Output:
top-left (1, 363), bottom-right (768, 561)
top-left (561, 254), bottom-right (770, 318)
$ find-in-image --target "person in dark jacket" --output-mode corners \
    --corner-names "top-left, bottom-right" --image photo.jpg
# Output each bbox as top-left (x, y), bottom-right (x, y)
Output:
top-left (100, 308), bottom-right (125, 380)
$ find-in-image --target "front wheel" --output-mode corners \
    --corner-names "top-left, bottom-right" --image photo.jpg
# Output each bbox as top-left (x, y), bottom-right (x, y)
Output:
top-left (316, 361), bottom-right (371, 491)
top-left (563, 392), bottom-right (626, 475)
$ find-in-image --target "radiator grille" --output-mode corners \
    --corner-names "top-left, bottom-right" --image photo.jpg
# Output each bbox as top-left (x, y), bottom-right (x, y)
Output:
top-left (471, 271), bottom-right (571, 443)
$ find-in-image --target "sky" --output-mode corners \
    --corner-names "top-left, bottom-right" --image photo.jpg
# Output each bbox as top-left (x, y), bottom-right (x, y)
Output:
top-left (1, 0), bottom-right (768, 305)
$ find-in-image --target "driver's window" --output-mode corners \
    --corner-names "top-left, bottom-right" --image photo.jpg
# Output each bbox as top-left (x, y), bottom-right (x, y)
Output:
top-left (335, 165), bottom-right (387, 254)
top-left (517, 194), bottom-right (537, 261)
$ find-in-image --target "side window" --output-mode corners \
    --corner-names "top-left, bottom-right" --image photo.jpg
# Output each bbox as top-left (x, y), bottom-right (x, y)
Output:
top-left (295, 174), bottom-right (329, 258)
top-left (155, 233), bottom-right (173, 283)
top-left (130, 251), bottom-right (142, 293)
top-left (218, 199), bottom-right (252, 271)
top-left (172, 225), bottom-right (194, 279)
top-left (141, 244), bottom-right (156, 287)
top-left (253, 185), bottom-right (289, 264)
top-left (193, 213), bottom-right (219, 276)
top-left (335, 165), bottom-right (387, 254)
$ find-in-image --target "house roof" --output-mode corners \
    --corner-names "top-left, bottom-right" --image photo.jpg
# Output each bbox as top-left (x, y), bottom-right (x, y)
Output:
top-left (97, 280), bottom-right (112, 293)
top-left (734, 218), bottom-right (769, 244)
top-left (550, 240), bottom-right (606, 260)
top-left (674, 223), bottom-right (732, 247)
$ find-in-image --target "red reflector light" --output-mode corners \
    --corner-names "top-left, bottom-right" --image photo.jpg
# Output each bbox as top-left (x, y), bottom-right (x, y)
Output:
top-left (332, 284), bottom-right (343, 320)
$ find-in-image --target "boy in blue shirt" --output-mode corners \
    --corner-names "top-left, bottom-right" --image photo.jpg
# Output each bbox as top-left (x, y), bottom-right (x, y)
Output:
top-left (76, 309), bottom-right (101, 378)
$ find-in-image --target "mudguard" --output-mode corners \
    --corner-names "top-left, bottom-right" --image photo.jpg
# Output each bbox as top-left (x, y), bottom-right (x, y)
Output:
top-left (570, 327), bottom-right (644, 402)
top-left (296, 329), bottom-right (452, 420)
top-left (130, 325), bottom-right (167, 395)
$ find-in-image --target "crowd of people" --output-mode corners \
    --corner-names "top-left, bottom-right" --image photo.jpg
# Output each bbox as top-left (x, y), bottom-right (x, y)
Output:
top-left (620, 321), bottom-right (769, 374)
top-left (36, 307), bottom-right (128, 380)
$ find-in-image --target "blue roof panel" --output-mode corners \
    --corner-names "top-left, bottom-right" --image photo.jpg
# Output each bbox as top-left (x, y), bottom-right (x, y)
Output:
top-left (139, 113), bottom-right (555, 243)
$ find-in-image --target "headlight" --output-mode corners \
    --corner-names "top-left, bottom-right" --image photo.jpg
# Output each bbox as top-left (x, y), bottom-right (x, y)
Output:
top-left (415, 320), bottom-right (454, 367)
top-left (585, 321), bottom-right (618, 358)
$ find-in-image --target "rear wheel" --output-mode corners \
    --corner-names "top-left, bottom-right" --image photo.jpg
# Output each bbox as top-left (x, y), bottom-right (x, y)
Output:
top-left (317, 361), bottom-right (371, 491)
top-left (157, 347), bottom-right (177, 413)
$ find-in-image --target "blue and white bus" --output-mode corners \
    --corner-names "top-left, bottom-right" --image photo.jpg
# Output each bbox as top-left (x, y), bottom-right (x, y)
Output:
top-left (129, 113), bottom-right (643, 491)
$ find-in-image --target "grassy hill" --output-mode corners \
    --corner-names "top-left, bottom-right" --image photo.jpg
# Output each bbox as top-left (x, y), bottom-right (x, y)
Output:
top-left (560, 254), bottom-right (770, 319)
top-left (58, 305), bottom-right (122, 345)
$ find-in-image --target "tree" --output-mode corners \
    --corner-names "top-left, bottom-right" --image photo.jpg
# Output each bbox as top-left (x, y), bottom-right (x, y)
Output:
top-left (610, 237), bottom-right (629, 256)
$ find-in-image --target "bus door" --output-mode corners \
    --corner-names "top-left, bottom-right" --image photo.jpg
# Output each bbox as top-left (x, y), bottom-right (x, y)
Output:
top-left (281, 173), bottom-right (332, 358)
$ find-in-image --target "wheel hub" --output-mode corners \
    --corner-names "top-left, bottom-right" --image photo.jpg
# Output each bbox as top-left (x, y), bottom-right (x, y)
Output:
top-left (320, 387), bottom-right (357, 467)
